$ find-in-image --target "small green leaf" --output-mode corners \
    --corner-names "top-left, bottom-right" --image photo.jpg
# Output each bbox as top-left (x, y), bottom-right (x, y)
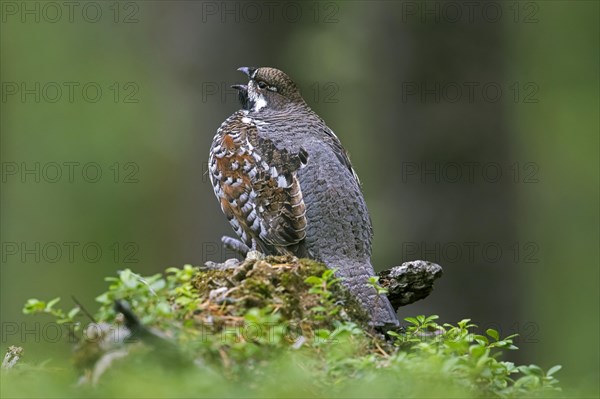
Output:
top-left (486, 328), bottom-right (499, 341)
top-left (67, 307), bottom-right (80, 319)
top-left (547, 365), bottom-right (562, 376)
top-left (304, 276), bottom-right (322, 285)
top-left (150, 279), bottom-right (166, 291)
top-left (46, 297), bottom-right (61, 309)
top-left (473, 334), bottom-right (489, 345)
top-left (95, 293), bottom-right (111, 304)
top-left (322, 269), bottom-right (334, 280)
top-left (23, 298), bottom-right (45, 314)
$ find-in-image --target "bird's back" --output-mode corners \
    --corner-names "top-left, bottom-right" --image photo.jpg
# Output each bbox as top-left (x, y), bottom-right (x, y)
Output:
top-left (255, 108), bottom-right (399, 327)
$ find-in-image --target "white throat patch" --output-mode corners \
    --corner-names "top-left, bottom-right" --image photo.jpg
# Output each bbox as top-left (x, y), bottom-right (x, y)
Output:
top-left (254, 96), bottom-right (267, 111)
top-left (249, 89), bottom-right (267, 112)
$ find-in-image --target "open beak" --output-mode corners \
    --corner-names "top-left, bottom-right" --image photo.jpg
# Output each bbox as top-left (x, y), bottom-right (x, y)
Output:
top-left (237, 66), bottom-right (257, 78)
top-left (231, 84), bottom-right (247, 91)
top-left (231, 84), bottom-right (249, 109)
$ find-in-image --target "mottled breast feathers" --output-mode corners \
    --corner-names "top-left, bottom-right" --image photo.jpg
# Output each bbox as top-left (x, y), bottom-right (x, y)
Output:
top-left (209, 110), bottom-right (309, 255)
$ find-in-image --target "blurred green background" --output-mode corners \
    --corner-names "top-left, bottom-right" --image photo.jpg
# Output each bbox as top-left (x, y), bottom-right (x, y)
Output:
top-left (1, 0), bottom-right (598, 396)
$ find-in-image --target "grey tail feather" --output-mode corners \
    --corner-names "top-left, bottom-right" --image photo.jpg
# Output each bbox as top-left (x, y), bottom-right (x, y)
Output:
top-left (331, 259), bottom-right (399, 327)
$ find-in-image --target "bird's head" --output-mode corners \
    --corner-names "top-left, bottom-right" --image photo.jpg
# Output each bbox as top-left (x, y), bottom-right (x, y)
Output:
top-left (232, 67), bottom-right (304, 112)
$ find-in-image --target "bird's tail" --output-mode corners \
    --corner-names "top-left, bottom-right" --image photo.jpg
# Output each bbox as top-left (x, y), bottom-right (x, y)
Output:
top-left (333, 259), bottom-right (399, 327)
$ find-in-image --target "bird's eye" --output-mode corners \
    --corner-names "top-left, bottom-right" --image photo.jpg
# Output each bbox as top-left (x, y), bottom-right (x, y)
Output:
top-left (257, 81), bottom-right (267, 89)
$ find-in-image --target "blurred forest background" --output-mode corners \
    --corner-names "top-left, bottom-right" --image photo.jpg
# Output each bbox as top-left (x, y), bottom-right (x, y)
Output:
top-left (1, 1), bottom-right (598, 395)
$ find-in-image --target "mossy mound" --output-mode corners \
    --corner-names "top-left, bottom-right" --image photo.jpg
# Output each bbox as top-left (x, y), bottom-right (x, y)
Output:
top-left (189, 255), bottom-right (369, 333)
top-left (66, 255), bottom-right (373, 377)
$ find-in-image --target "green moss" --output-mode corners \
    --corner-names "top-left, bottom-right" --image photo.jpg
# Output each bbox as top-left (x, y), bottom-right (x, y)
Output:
top-left (12, 256), bottom-right (562, 398)
top-left (183, 255), bottom-right (369, 336)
